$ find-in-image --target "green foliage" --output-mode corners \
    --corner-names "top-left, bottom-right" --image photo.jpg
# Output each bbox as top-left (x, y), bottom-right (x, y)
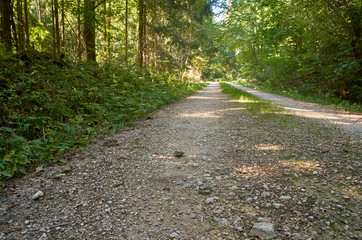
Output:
top-left (217, 0), bottom-right (362, 105)
top-left (0, 50), bottom-right (206, 183)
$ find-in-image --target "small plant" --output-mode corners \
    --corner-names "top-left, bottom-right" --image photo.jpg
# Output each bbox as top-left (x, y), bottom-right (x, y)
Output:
top-left (0, 53), bottom-right (207, 185)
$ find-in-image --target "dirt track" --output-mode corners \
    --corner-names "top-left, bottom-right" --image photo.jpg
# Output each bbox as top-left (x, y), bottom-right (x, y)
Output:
top-left (1, 82), bottom-right (361, 240)
top-left (226, 82), bottom-right (361, 137)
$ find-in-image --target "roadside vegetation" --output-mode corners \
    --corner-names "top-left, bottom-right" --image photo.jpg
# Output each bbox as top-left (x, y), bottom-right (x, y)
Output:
top-left (0, 51), bottom-right (206, 185)
top-left (230, 78), bottom-right (362, 113)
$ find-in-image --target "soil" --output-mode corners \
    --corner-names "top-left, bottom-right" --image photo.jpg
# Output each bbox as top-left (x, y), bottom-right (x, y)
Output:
top-left (0, 82), bottom-right (361, 240)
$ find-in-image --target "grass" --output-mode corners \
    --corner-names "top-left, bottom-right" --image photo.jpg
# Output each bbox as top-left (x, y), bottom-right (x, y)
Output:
top-left (0, 50), bottom-right (207, 186)
top-left (231, 78), bottom-right (362, 113)
top-left (219, 82), bottom-right (283, 116)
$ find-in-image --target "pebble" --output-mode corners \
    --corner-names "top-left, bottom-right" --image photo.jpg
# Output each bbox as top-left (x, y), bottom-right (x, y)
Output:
top-left (292, 232), bottom-right (301, 238)
top-left (229, 185), bottom-right (237, 190)
top-left (261, 191), bottom-right (271, 197)
top-left (32, 191), bottom-right (44, 200)
top-left (249, 222), bottom-right (277, 240)
top-left (218, 218), bottom-right (229, 227)
top-left (279, 195), bottom-right (291, 200)
top-left (205, 197), bottom-right (214, 204)
top-left (170, 232), bottom-right (179, 238)
top-left (273, 203), bottom-right (284, 208)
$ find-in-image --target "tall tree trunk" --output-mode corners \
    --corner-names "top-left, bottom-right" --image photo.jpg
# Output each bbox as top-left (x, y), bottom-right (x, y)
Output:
top-left (0, 0), bottom-right (13, 51)
top-left (138, 0), bottom-right (144, 67)
top-left (125, 0), bottom-right (128, 66)
top-left (103, 0), bottom-right (107, 60)
top-left (10, 0), bottom-right (18, 51)
top-left (51, 0), bottom-right (56, 56)
top-left (36, 0), bottom-right (41, 22)
top-left (77, 0), bottom-right (81, 60)
top-left (54, 0), bottom-right (60, 57)
top-left (107, 0), bottom-right (111, 60)
top-left (61, 0), bottom-right (65, 52)
top-left (24, 0), bottom-right (29, 48)
top-left (84, 0), bottom-right (96, 61)
top-left (17, 0), bottom-right (24, 51)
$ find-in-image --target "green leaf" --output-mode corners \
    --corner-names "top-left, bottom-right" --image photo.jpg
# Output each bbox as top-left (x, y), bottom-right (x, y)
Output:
top-left (0, 170), bottom-right (12, 177)
top-left (16, 153), bottom-right (28, 165)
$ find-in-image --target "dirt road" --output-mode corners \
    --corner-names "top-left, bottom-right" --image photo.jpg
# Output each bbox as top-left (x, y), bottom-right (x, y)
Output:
top-left (1, 82), bottom-right (360, 240)
top-left (226, 82), bottom-right (361, 137)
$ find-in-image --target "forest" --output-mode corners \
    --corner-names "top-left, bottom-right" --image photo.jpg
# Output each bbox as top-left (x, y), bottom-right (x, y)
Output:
top-left (0, 0), bottom-right (361, 182)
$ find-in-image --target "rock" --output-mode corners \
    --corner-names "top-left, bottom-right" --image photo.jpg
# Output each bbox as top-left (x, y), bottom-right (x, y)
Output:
top-left (196, 180), bottom-right (203, 186)
top-left (279, 195), bottom-right (291, 200)
top-left (38, 233), bottom-right (48, 240)
top-left (173, 151), bottom-right (184, 158)
top-left (273, 203), bottom-right (284, 209)
top-left (261, 191), bottom-right (271, 197)
top-left (229, 185), bottom-right (237, 190)
top-left (249, 222), bottom-right (277, 240)
top-left (170, 232), bottom-right (179, 238)
top-left (292, 232), bottom-right (301, 238)
top-left (205, 197), bottom-right (214, 204)
top-left (257, 217), bottom-right (269, 222)
top-left (215, 176), bottom-right (222, 180)
top-left (32, 191), bottom-right (44, 200)
top-left (218, 218), bottom-right (229, 227)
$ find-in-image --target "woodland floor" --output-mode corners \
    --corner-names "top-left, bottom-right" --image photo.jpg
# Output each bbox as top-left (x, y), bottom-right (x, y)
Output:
top-left (0, 82), bottom-right (361, 240)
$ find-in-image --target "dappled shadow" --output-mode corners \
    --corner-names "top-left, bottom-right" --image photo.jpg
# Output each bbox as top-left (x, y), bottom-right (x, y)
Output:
top-left (226, 82), bottom-right (362, 135)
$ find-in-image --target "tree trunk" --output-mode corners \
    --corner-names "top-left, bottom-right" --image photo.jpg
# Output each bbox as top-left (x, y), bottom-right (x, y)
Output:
top-left (0, 0), bottom-right (13, 51)
top-left (36, 0), bottom-right (41, 22)
top-left (54, 0), bottom-right (60, 57)
top-left (24, 0), bottom-right (29, 48)
top-left (107, 0), bottom-right (111, 60)
top-left (17, 0), bottom-right (24, 51)
top-left (138, 0), bottom-right (144, 67)
top-left (125, 0), bottom-right (128, 66)
top-left (84, 0), bottom-right (96, 61)
top-left (61, 0), bottom-right (65, 52)
top-left (51, 0), bottom-right (56, 56)
top-left (103, 0), bottom-right (107, 60)
top-left (77, 0), bottom-right (81, 60)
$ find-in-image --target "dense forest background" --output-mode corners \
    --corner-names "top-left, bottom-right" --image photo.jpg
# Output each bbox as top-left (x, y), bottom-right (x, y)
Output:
top-left (0, 0), bottom-right (361, 181)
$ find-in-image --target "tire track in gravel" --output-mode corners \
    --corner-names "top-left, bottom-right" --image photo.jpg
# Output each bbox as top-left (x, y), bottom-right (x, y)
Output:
top-left (226, 82), bottom-right (362, 137)
top-left (1, 82), bottom-right (361, 240)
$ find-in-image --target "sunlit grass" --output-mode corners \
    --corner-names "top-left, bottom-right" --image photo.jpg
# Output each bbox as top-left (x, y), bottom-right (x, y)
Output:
top-left (220, 82), bottom-right (284, 116)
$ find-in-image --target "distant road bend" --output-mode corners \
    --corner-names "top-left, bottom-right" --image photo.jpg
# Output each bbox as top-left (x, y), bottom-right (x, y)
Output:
top-left (226, 82), bottom-right (362, 137)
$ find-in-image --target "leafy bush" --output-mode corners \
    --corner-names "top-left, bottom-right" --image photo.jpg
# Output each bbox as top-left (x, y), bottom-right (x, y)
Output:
top-left (0, 50), bottom-right (207, 184)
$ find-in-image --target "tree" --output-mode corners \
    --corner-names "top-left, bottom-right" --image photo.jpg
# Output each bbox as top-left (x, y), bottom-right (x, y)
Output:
top-left (137, 0), bottom-right (145, 67)
top-left (0, 0), bottom-right (13, 51)
top-left (84, 0), bottom-right (96, 61)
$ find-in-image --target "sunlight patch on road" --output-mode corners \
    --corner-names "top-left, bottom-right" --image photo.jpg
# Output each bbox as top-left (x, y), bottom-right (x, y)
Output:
top-left (253, 144), bottom-right (285, 151)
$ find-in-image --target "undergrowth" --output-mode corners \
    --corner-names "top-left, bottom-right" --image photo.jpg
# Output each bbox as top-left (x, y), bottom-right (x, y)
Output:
top-left (0, 50), bottom-right (207, 186)
top-left (229, 78), bottom-right (362, 113)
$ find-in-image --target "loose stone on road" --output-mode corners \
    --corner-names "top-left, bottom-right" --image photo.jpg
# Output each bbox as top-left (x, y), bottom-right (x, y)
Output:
top-left (1, 82), bottom-right (360, 239)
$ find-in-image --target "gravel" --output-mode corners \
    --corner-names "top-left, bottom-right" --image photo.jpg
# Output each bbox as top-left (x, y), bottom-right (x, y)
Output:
top-left (226, 82), bottom-right (362, 137)
top-left (0, 82), bottom-right (360, 239)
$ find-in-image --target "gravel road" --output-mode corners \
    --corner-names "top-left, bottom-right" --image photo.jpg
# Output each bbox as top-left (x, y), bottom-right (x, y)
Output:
top-left (1, 82), bottom-right (360, 240)
top-left (226, 82), bottom-right (362, 137)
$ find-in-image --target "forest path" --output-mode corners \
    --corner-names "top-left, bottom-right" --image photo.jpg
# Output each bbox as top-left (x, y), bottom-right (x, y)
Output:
top-left (1, 83), bottom-right (361, 240)
top-left (226, 82), bottom-right (362, 137)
